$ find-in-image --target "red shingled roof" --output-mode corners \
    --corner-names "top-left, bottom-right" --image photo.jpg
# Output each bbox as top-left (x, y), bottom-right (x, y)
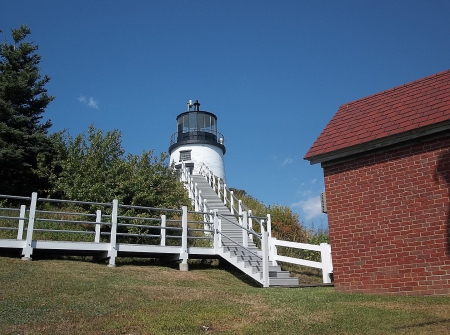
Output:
top-left (304, 70), bottom-right (450, 162)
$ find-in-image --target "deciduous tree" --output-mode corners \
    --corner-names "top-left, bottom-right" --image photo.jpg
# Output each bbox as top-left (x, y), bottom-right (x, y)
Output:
top-left (46, 125), bottom-right (189, 209)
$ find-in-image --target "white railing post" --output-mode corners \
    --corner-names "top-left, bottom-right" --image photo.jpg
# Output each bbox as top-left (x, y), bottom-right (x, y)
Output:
top-left (198, 190), bottom-right (202, 213)
top-left (95, 209), bottom-right (101, 243)
top-left (223, 184), bottom-right (227, 205)
top-left (238, 200), bottom-right (243, 226)
top-left (22, 192), bottom-right (37, 260)
top-left (194, 184), bottom-right (199, 211)
top-left (203, 199), bottom-right (208, 222)
top-left (218, 218), bottom-right (222, 250)
top-left (217, 178), bottom-right (221, 199)
top-left (267, 214), bottom-right (272, 240)
top-left (17, 205), bottom-right (26, 240)
top-left (213, 210), bottom-right (219, 253)
top-left (188, 176), bottom-right (194, 199)
top-left (261, 226), bottom-right (269, 288)
top-left (248, 210), bottom-right (253, 242)
top-left (108, 199), bottom-right (118, 267)
top-left (320, 243), bottom-right (333, 284)
top-left (230, 191), bottom-right (234, 213)
top-left (270, 237), bottom-right (278, 266)
top-left (209, 210), bottom-right (214, 231)
top-left (180, 206), bottom-right (189, 271)
top-left (204, 210), bottom-right (213, 236)
top-left (212, 175), bottom-right (216, 192)
top-left (242, 211), bottom-right (248, 248)
top-left (160, 214), bottom-right (166, 246)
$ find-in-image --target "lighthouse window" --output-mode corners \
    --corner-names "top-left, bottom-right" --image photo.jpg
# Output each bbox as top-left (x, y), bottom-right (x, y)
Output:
top-left (189, 114), bottom-right (197, 131)
top-left (180, 150), bottom-right (191, 161)
top-left (197, 114), bottom-right (205, 130)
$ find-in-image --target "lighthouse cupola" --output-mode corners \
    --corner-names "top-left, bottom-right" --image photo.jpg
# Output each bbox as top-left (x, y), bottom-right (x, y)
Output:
top-left (169, 100), bottom-right (226, 181)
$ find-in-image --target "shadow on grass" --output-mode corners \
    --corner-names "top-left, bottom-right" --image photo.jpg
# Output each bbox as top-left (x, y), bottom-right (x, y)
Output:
top-left (115, 257), bottom-right (262, 287)
top-left (5, 252), bottom-right (323, 288)
top-left (30, 254), bottom-right (99, 264)
top-left (394, 318), bottom-right (450, 330)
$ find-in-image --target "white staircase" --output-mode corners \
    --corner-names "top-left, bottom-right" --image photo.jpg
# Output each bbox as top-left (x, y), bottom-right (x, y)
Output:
top-left (190, 175), bottom-right (299, 287)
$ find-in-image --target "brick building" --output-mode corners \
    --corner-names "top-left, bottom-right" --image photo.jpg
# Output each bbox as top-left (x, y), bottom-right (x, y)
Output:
top-left (304, 70), bottom-right (450, 295)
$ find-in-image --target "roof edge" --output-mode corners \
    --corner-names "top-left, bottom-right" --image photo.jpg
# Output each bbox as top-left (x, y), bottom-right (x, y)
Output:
top-left (334, 69), bottom-right (450, 110)
top-left (304, 120), bottom-right (450, 165)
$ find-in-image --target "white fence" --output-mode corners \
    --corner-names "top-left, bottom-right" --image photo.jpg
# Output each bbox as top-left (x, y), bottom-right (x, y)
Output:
top-left (0, 193), bottom-right (203, 267)
top-left (178, 162), bottom-right (334, 284)
top-left (269, 239), bottom-right (333, 284)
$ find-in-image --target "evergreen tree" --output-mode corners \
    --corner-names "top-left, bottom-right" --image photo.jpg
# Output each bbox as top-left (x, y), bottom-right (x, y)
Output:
top-left (0, 25), bottom-right (54, 195)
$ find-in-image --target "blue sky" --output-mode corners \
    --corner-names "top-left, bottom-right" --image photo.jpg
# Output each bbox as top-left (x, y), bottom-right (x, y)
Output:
top-left (2, 1), bottom-right (449, 229)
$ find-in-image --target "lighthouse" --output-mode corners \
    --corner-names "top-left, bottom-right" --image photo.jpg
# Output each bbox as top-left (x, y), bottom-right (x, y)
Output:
top-left (169, 100), bottom-right (226, 181)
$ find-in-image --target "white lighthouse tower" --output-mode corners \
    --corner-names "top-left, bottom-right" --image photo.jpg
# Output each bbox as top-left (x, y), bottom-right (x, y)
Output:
top-left (169, 100), bottom-right (226, 181)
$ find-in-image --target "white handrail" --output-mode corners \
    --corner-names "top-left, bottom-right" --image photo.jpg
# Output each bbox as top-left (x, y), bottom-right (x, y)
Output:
top-left (269, 238), bottom-right (333, 284)
top-left (183, 164), bottom-right (333, 283)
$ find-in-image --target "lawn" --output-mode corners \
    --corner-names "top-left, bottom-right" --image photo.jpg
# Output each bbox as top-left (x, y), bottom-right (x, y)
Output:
top-left (0, 256), bottom-right (449, 334)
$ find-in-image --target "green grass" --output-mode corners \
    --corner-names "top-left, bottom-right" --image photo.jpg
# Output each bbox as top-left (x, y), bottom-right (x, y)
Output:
top-left (1, 256), bottom-right (449, 335)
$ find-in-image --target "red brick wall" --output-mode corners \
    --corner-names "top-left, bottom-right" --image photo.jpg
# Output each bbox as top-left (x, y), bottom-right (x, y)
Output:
top-left (324, 136), bottom-right (450, 295)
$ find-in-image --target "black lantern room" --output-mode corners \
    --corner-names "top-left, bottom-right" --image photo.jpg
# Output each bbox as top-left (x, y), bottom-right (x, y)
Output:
top-left (168, 100), bottom-right (226, 155)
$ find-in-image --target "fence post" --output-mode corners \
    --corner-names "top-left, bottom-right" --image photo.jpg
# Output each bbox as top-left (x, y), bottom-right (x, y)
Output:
top-left (248, 210), bottom-right (253, 242)
top-left (223, 184), bottom-right (227, 206)
top-left (95, 210), bottom-right (101, 243)
top-left (161, 214), bottom-right (166, 246)
top-left (180, 206), bottom-right (189, 271)
top-left (238, 200), bottom-right (243, 226)
top-left (270, 237), bottom-right (278, 266)
top-left (217, 178), bottom-right (221, 199)
top-left (230, 191), bottom-right (234, 214)
top-left (242, 211), bottom-right (248, 248)
top-left (194, 186), bottom-right (199, 211)
top-left (267, 214), bottom-right (272, 240)
top-left (17, 205), bottom-right (26, 240)
top-left (22, 193), bottom-right (37, 260)
top-left (108, 199), bottom-right (118, 267)
top-left (261, 226), bottom-right (269, 288)
top-left (187, 176), bottom-right (194, 199)
top-left (203, 198), bottom-right (208, 222)
top-left (320, 243), bottom-right (333, 284)
top-left (198, 190), bottom-right (203, 213)
top-left (218, 218), bottom-right (222, 250)
top-left (204, 210), bottom-right (213, 236)
top-left (213, 210), bottom-right (219, 254)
